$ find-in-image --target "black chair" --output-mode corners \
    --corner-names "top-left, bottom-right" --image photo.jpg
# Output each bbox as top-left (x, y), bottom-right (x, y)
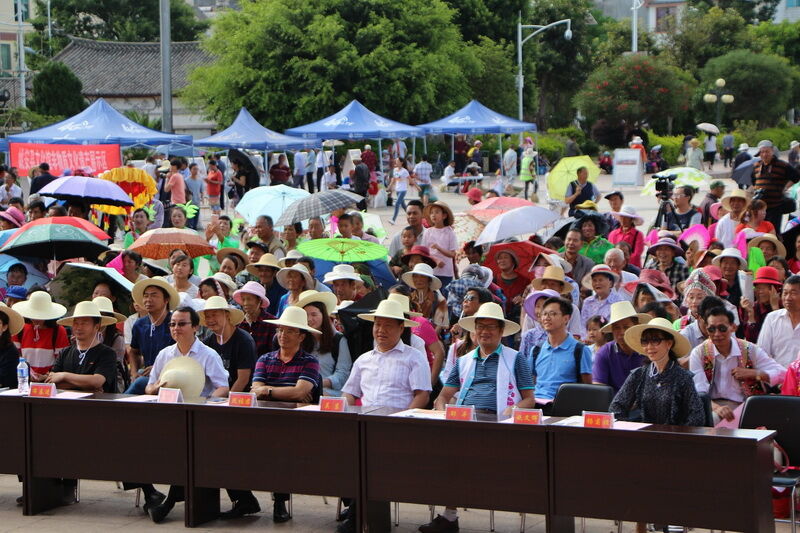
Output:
top-left (740, 395), bottom-right (800, 533)
top-left (550, 383), bottom-right (615, 417)
top-left (698, 393), bottom-right (714, 427)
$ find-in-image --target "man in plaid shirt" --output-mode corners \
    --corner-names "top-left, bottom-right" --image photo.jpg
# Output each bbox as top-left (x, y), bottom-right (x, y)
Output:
top-left (412, 155), bottom-right (433, 204)
top-left (643, 238), bottom-right (690, 295)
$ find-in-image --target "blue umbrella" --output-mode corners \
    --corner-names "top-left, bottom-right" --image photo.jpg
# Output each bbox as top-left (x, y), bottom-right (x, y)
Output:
top-left (38, 176), bottom-right (134, 207)
top-left (235, 185), bottom-right (310, 225)
top-left (0, 256), bottom-right (50, 289)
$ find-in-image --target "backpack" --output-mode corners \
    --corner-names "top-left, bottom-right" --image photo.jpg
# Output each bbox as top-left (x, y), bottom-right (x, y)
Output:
top-left (331, 332), bottom-right (343, 366)
top-left (531, 341), bottom-right (586, 384)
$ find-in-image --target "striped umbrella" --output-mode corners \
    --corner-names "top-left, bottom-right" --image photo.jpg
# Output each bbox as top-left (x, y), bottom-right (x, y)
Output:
top-left (0, 224), bottom-right (109, 260)
top-left (275, 190), bottom-right (364, 226)
top-left (128, 228), bottom-right (215, 259)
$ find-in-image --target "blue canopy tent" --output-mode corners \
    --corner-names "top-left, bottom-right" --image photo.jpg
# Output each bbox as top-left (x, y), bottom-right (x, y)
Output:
top-left (154, 143), bottom-right (207, 157)
top-left (417, 100), bottom-right (537, 178)
top-left (285, 100), bottom-right (424, 173)
top-left (8, 98), bottom-right (192, 145)
top-left (195, 108), bottom-right (315, 150)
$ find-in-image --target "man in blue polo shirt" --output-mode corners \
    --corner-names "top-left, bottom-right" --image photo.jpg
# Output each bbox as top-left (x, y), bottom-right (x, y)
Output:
top-left (422, 302), bottom-right (534, 533)
top-left (592, 301), bottom-right (648, 393)
top-left (532, 297), bottom-right (592, 412)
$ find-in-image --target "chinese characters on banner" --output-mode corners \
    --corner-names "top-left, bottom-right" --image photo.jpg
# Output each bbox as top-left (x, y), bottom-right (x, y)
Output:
top-left (10, 143), bottom-right (121, 175)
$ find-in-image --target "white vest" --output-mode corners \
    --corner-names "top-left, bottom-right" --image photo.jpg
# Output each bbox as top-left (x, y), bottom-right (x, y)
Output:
top-left (456, 345), bottom-right (520, 414)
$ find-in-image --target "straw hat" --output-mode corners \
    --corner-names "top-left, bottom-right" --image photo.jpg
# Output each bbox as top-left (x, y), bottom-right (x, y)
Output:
top-left (12, 291), bottom-right (67, 321)
top-left (575, 200), bottom-right (598, 211)
top-left (332, 300), bottom-right (354, 315)
top-left (581, 264), bottom-right (620, 291)
top-left (423, 201), bottom-right (454, 227)
top-left (265, 306), bottom-right (321, 334)
top-left (386, 293), bottom-right (422, 318)
top-left (749, 234), bottom-right (786, 258)
top-left (323, 264), bottom-right (362, 284)
top-left (458, 302), bottom-right (520, 336)
top-left (721, 189), bottom-right (750, 212)
top-left (401, 263), bottom-right (442, 291)
top-left (132, 277), bottom-right (181, 310)
top-left (294, 289), bottom-right (338, 316)
top-left (357, 300), bottom-right (417, 327)
top-left (198, 296), bottom-right (244, 326)
top-left (712, 247), bottom-right (747, 270)
top-left (531, 266), bottom-right (571, 294)
top-left (216, 247), bottom-right (248, 269)
top-left (523, 289), bottom-right (560, 320)
top-left (400, 245), bottom-right (436, 268)
top-left (245, 253), bottom-right (281, 276)
top-left (233, 281), bottom-right (270, 309)
top-left (689, 138), bottom-right (700, 147)
top-left (530, 253), bottom-right (573, 275)
top-left (209, 272), bottom-right (237, 292)
top-left (623, 317), bottom-right (691, 357)
top-left (57, 301), bottom-right (116, 327)
top-left (0, 206), bottom-right (24, 228)
top-left (600, 301), bottom-right (650, 333)
top-left (92, 296), bottom-right (126, 322)
top-left (276, 263), bottom-right (315, 290)
top-left (159, 356), bottom-right (205, 402)
top-left (157, 161), bottom-right (171, 172)
top-left (738, 143), bottom-right (749, 152)
top-left (278, 250), bottom-right (304, 268)
top-left (142, 259), bottom-right (169, 277)
top-left (0, 302), bottom-right (24, 336)
top-left (611, 206), bottom-right (644, 226)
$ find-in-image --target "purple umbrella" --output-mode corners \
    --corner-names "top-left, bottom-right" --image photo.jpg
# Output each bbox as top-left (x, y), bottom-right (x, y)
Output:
top-left (38, 176), bottom-right (134, 207)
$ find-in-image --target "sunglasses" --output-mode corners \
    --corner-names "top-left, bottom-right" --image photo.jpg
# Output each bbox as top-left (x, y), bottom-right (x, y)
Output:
top-left (706, 325), bottom-right (729, 333)
top-left (463, 295), bottom-right (476, 302)
top-left (168, 321), bottom-right (192, 329)
top-left (640, 337), bottom-right (668, 346)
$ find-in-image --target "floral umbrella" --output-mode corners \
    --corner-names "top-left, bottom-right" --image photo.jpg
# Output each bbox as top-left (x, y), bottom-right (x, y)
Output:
top-left (128, 228), bottom-right (215, 259)
top-left (467, 197), bottom-right (534, 223)
top-left (96, 167), bottom-right (158, 215)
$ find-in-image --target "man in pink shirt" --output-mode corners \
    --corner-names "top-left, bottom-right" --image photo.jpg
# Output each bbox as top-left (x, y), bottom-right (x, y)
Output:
top-left (164, 160), bottom-right (186, 206)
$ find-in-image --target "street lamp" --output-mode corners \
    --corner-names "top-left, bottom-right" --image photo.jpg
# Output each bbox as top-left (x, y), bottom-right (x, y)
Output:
top-left (703, 78), bottom-right (734, 126)
top-left (516, 13), bottom-right (572, 137)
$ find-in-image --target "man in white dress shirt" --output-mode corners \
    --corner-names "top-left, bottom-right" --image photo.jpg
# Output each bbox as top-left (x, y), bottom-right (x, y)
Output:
top-left (757, 275), bottom-right (800, 368)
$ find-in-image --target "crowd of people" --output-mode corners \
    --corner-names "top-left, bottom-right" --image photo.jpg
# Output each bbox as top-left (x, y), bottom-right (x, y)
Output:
top-left (0, 135), bottom-right (799, 532)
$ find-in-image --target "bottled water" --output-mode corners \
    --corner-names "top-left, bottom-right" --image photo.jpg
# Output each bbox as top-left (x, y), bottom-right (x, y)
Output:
top-left (16, 358), bottom-right (29, 395)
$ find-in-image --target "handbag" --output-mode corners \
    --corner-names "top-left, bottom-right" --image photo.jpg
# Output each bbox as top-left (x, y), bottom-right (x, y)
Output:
top-left (780, 195), bottom-right (796, 214)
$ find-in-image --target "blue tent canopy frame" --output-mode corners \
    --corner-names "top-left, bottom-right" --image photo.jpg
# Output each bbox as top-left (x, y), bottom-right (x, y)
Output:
top-left (417, 100), bottom-right (537, 135)
top-left (284, 100), bottom-right (423, 140)
top-left (196, 108), bottom-right (315, 150)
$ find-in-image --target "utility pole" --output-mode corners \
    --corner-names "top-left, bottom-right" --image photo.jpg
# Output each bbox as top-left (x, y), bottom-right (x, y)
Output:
top-left (159, 0), bottom-right (172, 132)
top-left (15, 0), bottom-right (25, 108)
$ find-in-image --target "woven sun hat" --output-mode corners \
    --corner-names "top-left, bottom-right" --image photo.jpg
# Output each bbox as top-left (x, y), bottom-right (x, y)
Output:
top-left (278, 249), bottom-right (304, 268)
top-left (624, 317), bottom-right (691, 357)
top-left (92, 296), bottom-right (126, 322)
top-left (600, 301), bottom-right (651, 334)
top-left (198, 295), bottom-right (244, 327)
top-left (294, 289), bottom-right (338, 317)
top-left (531, 266), bottom-right (570, 294)
top-left (721, 189), bottom-right (750, 212)
top-left (386, 293), bottom-right (422, 318)
top-left (749, 234), bottom-right (786, 259)
top-left (581, 264), bottom-right (620, 291)
top-left (245, 253), bottom-right (281, 276)
top-left (57, 300), bottom-right (116, 327)
top-left (264, 306), bottom-right (321, 334)
top-left (323, 264), bottom-right (362, 284)
top-left (611, 205), bottom-right (644, 226)
top-left (159, 356), bottom-right (205, 403)
top-left (215, 247), bottom-right (248, 269)
top-left (12, 291), bottom-right (67, 321)
top-left (276, 263), bottom-right (315, 290)
top-left (458, 302), bottom-right (520, 336)
top-left (401, 263), bottom-right (442, 291)
top-left (0, 303), bottom-right (24, 336)
top-left (232, 281), bottom-right (270, 309)
top-left (131, 277), bottom-right (180, 310)
top-left (423, 201), bottom-right (454, 227)
top-left (357, 300), bottom-right (417, 328)
top-left (712, 247), bottom-right (747, 271)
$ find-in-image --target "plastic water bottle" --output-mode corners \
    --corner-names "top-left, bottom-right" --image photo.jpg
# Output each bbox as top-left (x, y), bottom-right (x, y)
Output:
top-left (16, 358), bottom-right (29, 395)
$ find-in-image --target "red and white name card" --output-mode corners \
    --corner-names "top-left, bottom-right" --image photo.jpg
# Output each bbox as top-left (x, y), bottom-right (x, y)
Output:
top-left (157, 387), bottom-right (183, 404)
top-left (28, 383), bottom-right (57, 398)
top-left (445, 405), bottom-right (476, 421)
top-left (228, 392), bottom-right (257, 407)
top-left (513, 408), bottom-right (543, 425)
top-left (583, 411), bottom-right (614, 429)
top-left (320, 397), bottom-right (347, 412)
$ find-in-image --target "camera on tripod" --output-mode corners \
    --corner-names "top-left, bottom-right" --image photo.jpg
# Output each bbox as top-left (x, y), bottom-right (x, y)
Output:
top-left (652, 173), bottom-right (677, 201)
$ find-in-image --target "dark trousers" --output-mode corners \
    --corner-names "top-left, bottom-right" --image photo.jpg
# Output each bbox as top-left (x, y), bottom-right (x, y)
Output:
top-left (227, 488), bottom-right (257, 503)
top-left (765, 208), bottom-right (784, 235)
top-left (316, 168), bottom-right (324, 191)
top-left (306, 172), bottom-right (315, 194)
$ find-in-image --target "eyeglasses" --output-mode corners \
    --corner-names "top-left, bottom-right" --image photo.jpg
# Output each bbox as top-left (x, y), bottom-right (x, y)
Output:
top-left (706, 325), bottom-right (729, 333)
top-left (463, 295), bottom-right (476, 302)
top-left (540, 311), bottom-right (562, 318)
top-left (640, 337), bottom-right (667, 346)
top-left (168, 321), bottom-right (191, 329)
top-left (474, 323), bottom-right (501, 332)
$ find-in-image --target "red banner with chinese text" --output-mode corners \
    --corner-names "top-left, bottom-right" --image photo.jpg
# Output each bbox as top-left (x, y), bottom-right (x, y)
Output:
top-left (10, 143), bottom-right (121, 176)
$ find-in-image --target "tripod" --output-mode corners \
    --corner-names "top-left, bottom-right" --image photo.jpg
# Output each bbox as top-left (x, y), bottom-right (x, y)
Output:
top-left (652, 194), bottom-right (683, 233)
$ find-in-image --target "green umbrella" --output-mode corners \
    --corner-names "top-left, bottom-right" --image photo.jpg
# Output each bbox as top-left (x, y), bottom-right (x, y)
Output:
top-left (49, 262), bottom-right (134, 315)
top-left (0, 224), bottom-right (109, 260)
top-left (297, 238), bottom-right (387, 263)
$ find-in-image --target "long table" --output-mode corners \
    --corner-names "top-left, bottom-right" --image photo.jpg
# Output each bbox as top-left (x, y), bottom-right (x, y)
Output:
top-left (1, 394), bottom-right (777, 532)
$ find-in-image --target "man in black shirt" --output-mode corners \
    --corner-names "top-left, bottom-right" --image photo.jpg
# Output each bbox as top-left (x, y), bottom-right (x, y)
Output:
top-left (30, 162), bottom-right (59, 195)
top-left (49, 301), bottom-right (118, 393)
top-left (352, 156), bottom-right (370, 211)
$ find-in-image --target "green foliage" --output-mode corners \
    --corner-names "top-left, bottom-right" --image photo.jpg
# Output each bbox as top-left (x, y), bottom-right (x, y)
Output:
top-left (183, 0), bottom-right (480, 129)
top-left (733, 120), bottom-right (759, 143)
top-left (751, 126), bottom-right (800, 151)
top-left (442, 0), bottom-right (528, 44)
top-left (749, 20), bottom-right (800, 66)
top-left (688, 0), bottom-right (780, 23)
top-left (574, 54), bottom-right (696, 128)
top-left (662, 7), bottom-right (753, 75)
top-left (123, 110), bottom-right (162, 131)
top-left (0, 107), bottom-right (62, 130)
top-left (534, 134), bottom-right (566, 162)
top-left (29, 61), bottom-right (86, 117)
top-left (699, 50), bottom-right (795, 128)
top-left (646, 131), bottom-right (684, 166)
top-left (547, 127), bottom-right (586, 144)
top-left (590, 18), bottom-right (658, 67)
top-left (465, 37), bottom-right (517, 117)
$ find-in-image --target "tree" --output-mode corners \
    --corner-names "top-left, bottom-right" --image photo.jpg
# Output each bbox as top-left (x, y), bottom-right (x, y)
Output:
top-left (29, 61), bottom-right (86, 117)
top-left (441, 0), bottom-right (528, 44)
top-left (699, 50), bottom-right (795, 128)
top-left (749, 20), bottom-right (800, 67)
top-left (182, 0), bottom-right (480, 129)
top-left (590, 18), bottom-right (658, 67)
top-left (661, 7), bottom-right (754, 76)
top-left (688, 0), bottom-right (779, 24)
top-left (465, 37), bottom-right (517, 117)
top-left (574, 54), bottom-right (696, 130)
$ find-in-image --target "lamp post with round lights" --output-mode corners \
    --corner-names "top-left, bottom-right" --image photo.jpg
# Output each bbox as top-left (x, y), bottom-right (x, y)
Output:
top-left (703, 78), bottom-right (735, 127)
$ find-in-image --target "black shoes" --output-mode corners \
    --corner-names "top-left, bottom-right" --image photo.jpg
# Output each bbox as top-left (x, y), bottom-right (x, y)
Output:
top-left (336, 517), bottom-right (356, 533)
top-left (220, 497), bottom-right (261, 519)
top-left (273, 500), bottom-right (291, 523)
top-left (142, 489), bottom-right (166, 514)
top-left (419, 515), bottom-right (460, 533)
top-left (148, 500), bottom-right (174, 523)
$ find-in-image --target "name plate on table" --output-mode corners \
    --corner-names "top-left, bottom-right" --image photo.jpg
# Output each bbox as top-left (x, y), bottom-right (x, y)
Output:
top-left (29, 383), bottom-right (57, 397)
top-left (320, 397), bottom-right (347, 412)
top-left (158, 387), bottom-right (183, 404)
top-left (445, 405), bottom-right (476, 421)
top-left (512, 407), bottom-right (543, 425)
top-left (228, 392), bottom-right (257, 407)
top-left (583, 411), bottom-right (614, 428)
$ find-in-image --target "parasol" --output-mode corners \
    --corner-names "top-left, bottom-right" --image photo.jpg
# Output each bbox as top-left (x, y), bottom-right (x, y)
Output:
top-left (235, 185), bottom-right (310, 225)
top-left (276, 190), bottom-right (364, 226)
top-left (468, 197), bottom-right (534, 223)
top-left (6, 217), bottom-right (110, 243)
top-left (731, 157), bottom-right (758, 188)
top-left (475, 206), bottom-right (560, 246)
top-left (128, 228), bottom-right (215, 259)
top-left (49, 262), bottom-right (134, 314)
top-left (483, 240), bottom-right (552, 281)
top-left (0, 256), bottom-right (49, 288)
top-left (546, 156), bottom-right (601, 201)
top-left (297, 238), bottom-right (387, 263)
top-left (96, 167), bottom-right (158, 215)
top-left (453, 213), bottom-right (486, 245)
top-left (0, 224), bottom-right (109, 260)
top-left (38, 176), bottom-right (134, 208)
top-left (696, 123), bottom-right (720, 135)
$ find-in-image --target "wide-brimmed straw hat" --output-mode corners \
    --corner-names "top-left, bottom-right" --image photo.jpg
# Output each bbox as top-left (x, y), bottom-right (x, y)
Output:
top-left (276, 263), bottom-right (315, 290)
top-left (401, 263), bottom-right (442, 291)
top-left (13, 291), bottom-right (67, 321)
top-left (264, 306), bottom-right (321, 334)
top-left (357, 300), bottom-right (417, 327)
top-left (400, 245), bottom-right (436, 268)
top-left (198, 295), bottom-right (244, 326)
top-left (294, 289), bottom-right (338, 316)
top-left (160, 356), bottom-right (205, 403)
top-left (132, 277), bottom-right (181, 310)
top-left (458, 302), bottom-right (520, 335)
top-left (57, 301), bottom-right (117, 327)
top-left (601, 301), bottom-right (651, 334)
top-left (92, 296), bottom-right (126, 322)
top-left (246, 253), bottom-right (281, 276)
top-left (216, 247), bottom-right (248, 269)
top-left (523, 289), bottom-right (560, 320)
top-left (623, 317), bottom-right (691, 357)
top-left (323, 264), bottom-right (362, 284)
top-left (721, 189), bottom-right (750, 212)
top-left (423, 201), bottom-right (454, 226)
top-left (386, 293), bottom-right (422, 318)
top-left (749, 234), bottom-right (786, 258)
top-left (0, 303), bottom-right (24, 336)
top-left (611, 206), bottom-right (644, 226)
top-left (581, 264), bottom-right (621, 291)
top-left (530, 253), bottom-right (573, 275)
top-left (278, 249), bottom-right (304, 268)
top-left (648, 238), bottom-right (685, 258)
top-left (531, 266), bottom-right (571, 294)
top-left (712, 247), bottom-right (747, 270)
top-left (233, 281), bottom-right (269, 309)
